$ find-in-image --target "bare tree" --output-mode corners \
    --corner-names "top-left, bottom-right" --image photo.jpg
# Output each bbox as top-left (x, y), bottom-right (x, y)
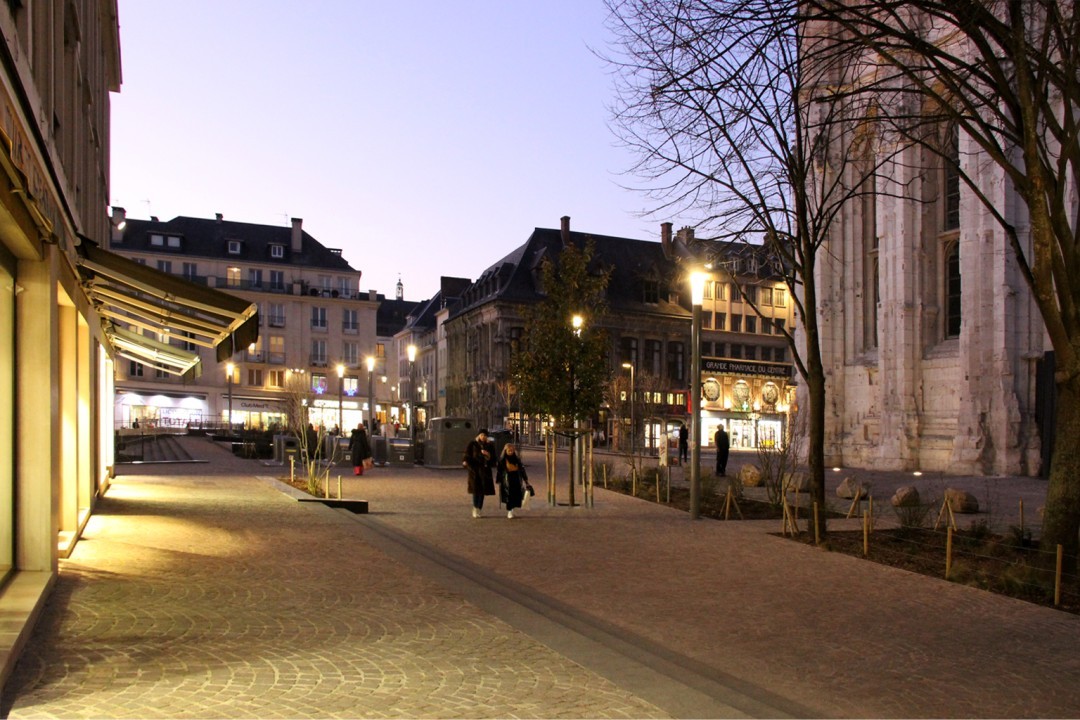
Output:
top-left (282, 371), bottom-right (330, 496)
top-left (604, 0), bottom-right (900, 528)
top-left (804, 0), bottom-right (1080, 565)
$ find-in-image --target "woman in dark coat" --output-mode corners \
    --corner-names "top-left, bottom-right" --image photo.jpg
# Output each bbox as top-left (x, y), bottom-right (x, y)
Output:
top-left (463, 438), bottom-right (495, 518)
top-left (349, 423), bottom-right (372, 476)
top-left (496, 443), bottom-right (529, 519)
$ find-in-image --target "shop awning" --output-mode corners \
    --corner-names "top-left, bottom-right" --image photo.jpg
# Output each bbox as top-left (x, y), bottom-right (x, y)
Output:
top-left (77, 243), bottom-right (258, 380)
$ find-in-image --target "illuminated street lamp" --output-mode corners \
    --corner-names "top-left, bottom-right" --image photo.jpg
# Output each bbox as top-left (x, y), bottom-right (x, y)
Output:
top-left (570, 314), bottom-right (584, 506)
top-left (621, 362), bottom-right (635, 457)
top-left (225, 361), bottom-right (235, 435)
top-left (336, 363), bottom-right (346, 432)
top-left (366, 356), bottom-right (376, 431)
top-left (689, 271), bottom-right (708, 520)
top-left (407, 344), bottom-right (417, 450)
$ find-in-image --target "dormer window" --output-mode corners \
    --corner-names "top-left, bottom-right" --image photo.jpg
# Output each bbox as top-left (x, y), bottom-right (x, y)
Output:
top-left (643, 280), bottom-right (660, 304)
top-left (270, 244), bottom-right (285, 259)
top-left (227, 240), bottom-right (242, 255)
top-left (152, 234), bottom-right (181, 248)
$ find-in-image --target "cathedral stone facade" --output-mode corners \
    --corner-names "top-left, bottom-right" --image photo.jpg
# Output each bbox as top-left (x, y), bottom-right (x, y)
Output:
top-left (816, 129), bottom-right (1050, 477)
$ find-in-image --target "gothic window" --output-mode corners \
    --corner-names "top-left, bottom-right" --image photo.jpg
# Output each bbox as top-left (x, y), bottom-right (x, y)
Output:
top-left (944, 239), bottom-right (961, 338)
top-left (864, 190), bottom-right (879, 350)
top-left (939, 123), bottom-right (961, 341)
top-left (943, 124), bottom-right (961, 232)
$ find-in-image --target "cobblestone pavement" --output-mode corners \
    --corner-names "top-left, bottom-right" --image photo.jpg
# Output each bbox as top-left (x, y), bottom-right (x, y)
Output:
top-left (3, 436), bottom-right (1080, 719)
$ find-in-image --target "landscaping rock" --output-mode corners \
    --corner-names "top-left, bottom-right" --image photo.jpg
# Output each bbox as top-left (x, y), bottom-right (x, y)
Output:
top-left (945, 488), bottom-right (979, 513)
top-left (739, 464), bottom-right (763, 487)
top-left (891, 486), bottom-right (921, 507)
top-left (836, 475), bottom-right (869, 499)
top-left (785, 471), bottom-right (810, 492)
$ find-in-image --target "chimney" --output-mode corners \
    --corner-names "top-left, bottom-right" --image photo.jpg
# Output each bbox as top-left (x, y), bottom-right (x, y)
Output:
top-left (215, 212), bottom-right (223, 223)
top-left (291, 217), bottom-right (303, 253)
top-left (676, 226), bottom-right (695, 245)
top-left (660, 222), bottom-right (673, 258)
top-left (560, 215), bottom-right (570, 248)
top-left (110, 206), bottom-right (127, 246)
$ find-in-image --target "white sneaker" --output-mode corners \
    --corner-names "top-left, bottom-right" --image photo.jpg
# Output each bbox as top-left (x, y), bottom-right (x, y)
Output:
top-left (507, 510), bottom-right (514, 519)
top-left (472, 507), bottom-right (479, 518)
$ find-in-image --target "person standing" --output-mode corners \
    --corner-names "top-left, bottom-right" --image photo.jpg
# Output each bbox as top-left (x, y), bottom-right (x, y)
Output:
top-left (463, 434), bottom-right (495, 518)
top-left (349, 423), bottom-right (372, 475)
top-left (496, 444), bottom-right (529, 519)
top-left (715, 425), bottom-right (730, 476)
top-left (678, 423), bottom-right (689, 464)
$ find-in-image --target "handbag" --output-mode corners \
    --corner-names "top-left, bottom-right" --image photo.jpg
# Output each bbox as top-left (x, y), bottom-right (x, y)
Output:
top-left (363, 457), bottom-right (374, 470)
top-left (520, 480), bottom-right (533, 508)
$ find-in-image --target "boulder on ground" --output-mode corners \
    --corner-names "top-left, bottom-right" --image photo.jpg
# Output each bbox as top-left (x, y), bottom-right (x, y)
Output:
top-left (890, 486), bottom-right (921, 507)
top-left (785, 471), bottom-right (810, 492)
top-left (944, 488), bottom-right (979, 514)
top-left (739, 464), bottom-right (763, 487)
top-left (836, 475), bottom-right (869, 499)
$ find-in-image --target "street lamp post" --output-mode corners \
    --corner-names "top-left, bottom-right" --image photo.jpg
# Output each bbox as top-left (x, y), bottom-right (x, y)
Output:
top-left (407, 344), bottom-right (417, 453)
top-left (336, 363), bottom-right (345, 432)
top-left (570, 314), bottom-right (584, 507)
top-left (225, 361), bottom-right (235, 436)
top-left (621, 362), bottom-right (635, 457)
top-left (366, 356), bottom-right (376, 432)
top-left (689, 271), bottom-right (707, 520)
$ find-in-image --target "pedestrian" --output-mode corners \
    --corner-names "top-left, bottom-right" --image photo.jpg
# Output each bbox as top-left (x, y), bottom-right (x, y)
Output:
top-left (349, 422), bottom-right (372, 476)
top-left (305, 423), bottom-right (320, 462)
top-left (496, 443), bottom-right (530, 519)
top-left (678, 423), bottom-right (689, 464)
top-left (463, 432), bottom-right (495, 518)
top-left (715, 425), bottom-right (730, 476)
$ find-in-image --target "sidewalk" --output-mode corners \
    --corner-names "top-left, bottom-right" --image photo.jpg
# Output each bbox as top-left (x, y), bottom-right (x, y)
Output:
top-left (3, 435), bottom-right (1078, 718)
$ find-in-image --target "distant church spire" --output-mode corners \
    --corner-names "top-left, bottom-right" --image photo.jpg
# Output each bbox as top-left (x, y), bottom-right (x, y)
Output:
top-left (396, 276), bottom-right (403, 301)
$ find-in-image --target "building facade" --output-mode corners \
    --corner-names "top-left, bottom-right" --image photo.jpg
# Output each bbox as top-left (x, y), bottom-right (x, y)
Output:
top-left (0, 0), bottom-right (248, 692)
top-left (109, 210), bottom-right (381, 434)
top-left (438, 217), bottom-right (797, 454)
top-left (815, 122), bottom-right (1048, 476)
top-left (661, 226), bottom-right (797, 453)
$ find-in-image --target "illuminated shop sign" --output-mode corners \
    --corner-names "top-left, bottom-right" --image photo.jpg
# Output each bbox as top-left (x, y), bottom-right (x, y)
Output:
top-left (702, 358), bottom-right (790, 378)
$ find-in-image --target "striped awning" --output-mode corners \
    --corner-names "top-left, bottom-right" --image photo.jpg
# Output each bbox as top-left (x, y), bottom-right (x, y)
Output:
top-left (77, 243), bottom-right (258, 380)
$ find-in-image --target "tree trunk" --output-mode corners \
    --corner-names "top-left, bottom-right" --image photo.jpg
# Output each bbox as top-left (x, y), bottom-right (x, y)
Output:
top-left (1041, 378), bottom-right (1080, 572)
top-left (806, 354), bottom-right (828, 535)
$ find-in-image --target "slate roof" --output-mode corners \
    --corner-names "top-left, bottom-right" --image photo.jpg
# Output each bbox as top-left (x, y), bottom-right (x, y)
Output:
top-left (451, 227), bottom-right (691, 320)
top-left (376, 297), bottom-right (421, 338)
top-left (115, 215), bottom-right (358, 272)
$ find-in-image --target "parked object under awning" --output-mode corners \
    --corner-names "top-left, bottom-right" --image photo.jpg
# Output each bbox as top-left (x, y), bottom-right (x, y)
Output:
top-left (77, 243), bottom-right (258, 380)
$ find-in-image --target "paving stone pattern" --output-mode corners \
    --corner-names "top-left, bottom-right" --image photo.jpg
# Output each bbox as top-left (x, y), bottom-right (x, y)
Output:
top-left (4, 461), bottom-right (664, 718)
top-left (4, 436), bottom-right (1080, 719)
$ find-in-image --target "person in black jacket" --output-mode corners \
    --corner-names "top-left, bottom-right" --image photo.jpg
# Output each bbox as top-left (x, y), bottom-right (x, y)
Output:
top-left (463, 432), bottom-right (496, 518)
top-left (715, 425), bottom-right (730, 476)
top-left (496, 443), bottom-right (530, 519)
top-left (349, 423), bottom-right (372, 476)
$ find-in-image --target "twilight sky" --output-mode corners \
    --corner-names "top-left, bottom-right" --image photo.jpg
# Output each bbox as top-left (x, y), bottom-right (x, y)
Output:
top-left (109, 0), bottom-right (662, 300)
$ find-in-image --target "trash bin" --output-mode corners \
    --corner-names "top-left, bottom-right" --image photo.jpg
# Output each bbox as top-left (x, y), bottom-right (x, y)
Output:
top-left (388, 438), bottom-right (414, 465)
top-left (334, 436), bottom-right (351, 466)
top-left (423, 417), bottom-right (477, 467)
top-left (373, 436), bottom-right (388, 466)
top-left (274, 434), bottom-right (299, 464)
top-left (488, 427), bottom-right (513, 458)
